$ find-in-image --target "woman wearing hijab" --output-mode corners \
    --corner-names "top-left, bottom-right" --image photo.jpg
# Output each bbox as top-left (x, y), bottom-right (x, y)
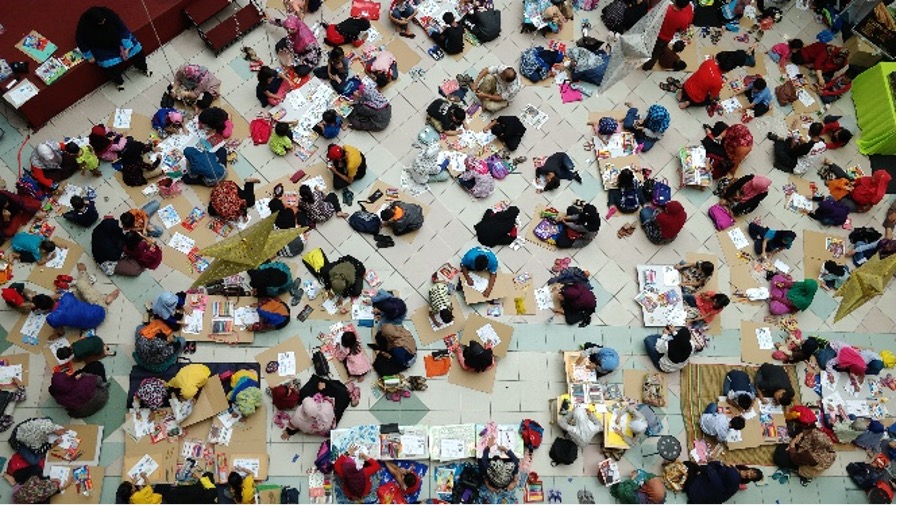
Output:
top-left (372, 323), bottom-right (417, 375)
top-left (0, 191), bottom-right (42, 244)
top-left (807, 197), bottom-right (850, 227)
top-left (684, 291), bottom-right (730, 325)
top-left (119, 137), bottom-right (164, 187)
top-left (847, 169), bottom-right (892, 213)
top-left (169, 64), bottom-right (221, 112)
top-left (773, 427), bottom-right (836, 484)
top-left (611, 469), bottom-right (666, 504)
top-left (458, 156), bottom-right (495, 199)
top-left (8, 418), bottom-right (65, 465)
top-left (122, 231), bottom-right (162, 271)
top-left (371, 290), bottom-right (408, 325)
top-left (76, 6), bottom-right (152, 91)
top-left (748, 222), bottom-right (796, 258)
top-left (554, 201), bottom-right (600, 248)
top-left (133, 324), bottom-right (184, 373)
top-left (346, 81), bottom-right (392, 131)
top-left (323, 17), bottom-right (372, 47)
top-left (768, 273), bottom-right (817, 315)
top-left (297, 374), bottom-right (352, 421)
top-left (151, 292), bottom-right (187, 330)
top-left (208, 178), bottom-right (258, 221)
top-left (247, 261), bottom-right (293, 297)
top-left (645, 325), bottom-right (693, 373)
top-left (48, 362), bottom-right (110, 418)
top-left (283, 392), bottom-right (337, 438)
top-left (535, 152), bottom-right (581, 193)
top-left (455, 340), bottom-right (496, 372)
top-left (623, 104), bottom-right (670, 152)
top-left (683, 461), bottom-right (762, 503)
top-left (12, 474), bottom-right (68, 504)
top-left (297, 184), bottom-right (345, 225)
top-left (29, 141), bottom-right (78, 190)
top-left (702, 122), bottom-right (754, 179)
top-left (716, 175), bottom-right (771, 216)
top-left (322, 255), bottom-right (366, 304)
top-left (335, 445), bottom-right (381, 501)
top-left (474, 206), bottom-right (520, 247)
top-left (640, 201), bottom-right (687, 245)
top-left (550, 267), bottom-right (596, 327)
top-left (267, 15), bottom-right (322, 76)
top-left (479, 441), bottom-right (519, 492)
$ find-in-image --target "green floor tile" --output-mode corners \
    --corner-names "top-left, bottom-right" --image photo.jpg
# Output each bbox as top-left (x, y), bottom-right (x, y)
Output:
top-left (371, 392), bottom-right (429, 425)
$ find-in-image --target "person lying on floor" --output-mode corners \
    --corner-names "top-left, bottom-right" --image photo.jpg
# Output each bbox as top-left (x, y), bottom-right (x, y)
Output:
top-left (46, 263), bottom-right (119, 336)
top-left (700, 401), bottom-right (746, 442)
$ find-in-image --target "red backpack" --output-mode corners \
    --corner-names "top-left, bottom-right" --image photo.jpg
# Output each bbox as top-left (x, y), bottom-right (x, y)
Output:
top-left (250, 118), bottom-right (272, 145)
top-left (520, 419), bottom-right (544, 452)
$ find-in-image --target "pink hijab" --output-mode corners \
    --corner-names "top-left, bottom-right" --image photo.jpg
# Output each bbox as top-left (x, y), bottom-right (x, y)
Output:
top-left (740, 175), bottom-right (771, 202)
top-left (284, 16), bottom-right (317, 53)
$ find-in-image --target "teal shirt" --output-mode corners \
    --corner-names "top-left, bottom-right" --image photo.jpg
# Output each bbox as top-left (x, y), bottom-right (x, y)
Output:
top-left (11, 232), bottom-right (43, 262)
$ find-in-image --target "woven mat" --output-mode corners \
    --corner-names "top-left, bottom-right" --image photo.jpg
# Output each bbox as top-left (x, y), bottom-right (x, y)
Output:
top-left (680, 362), bottom-right (801, 466)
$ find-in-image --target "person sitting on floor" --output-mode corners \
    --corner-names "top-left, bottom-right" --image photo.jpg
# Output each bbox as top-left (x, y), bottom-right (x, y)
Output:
top-left (767, 121), bottom-right (826, 175)
top-left (335, 445), bottom-right (380, 501)
top-left (610, 469), bottom-right (667, 504)
top-left (198, 106), bottom-right (233, 138)
top-left (115, 473), bottom-right (162, 504)
top-left (247, 262), bottom-right (293, 297)
top-left (298, 184), bottom-right (347, 225)
top-left (334, 331), bottom-right (371, 377)
top-left (182, 147), bottom-right (227, 187)
top-left (167, 364), bottom-right (211, 400)
top-left (9, 233), bottom-right (56, 265)
top-left (49, 361), bottom-right (110, 418)
top-left (431, 12), bottom-right (465, 55)
top-left (55, 334), bottom-right (115, 363)
top-left (149, 291), bottom-right (187, 331)
top-left (700, 401), bottom-right (746, 442)
top-left (723, 370), bottom-right (755, 412)
top-left (744, 77), bottom-right (772, 117)
top-left (675, 260), bottom-right (714, 295)
top-left (470, 65), bottom-right (522, 112)
top-left (773, 427), bottom-right (836, 485)
top-left (383, 461), bottom-right (423, 500)
top-left (88, 124), bottom-right (126, 162)
top-left (122, 231), bottom-right (162, 271)
top-left (282, 375), bottom-right (354, 439)
top-left (0, 191), bottom-right (43, 244)
top-left (313, 109), bottom-right (343, 139)
top-left (820, 260), bottom-right (850, 290)
top-left (714, 174), bottom-right (771, 217)
top-left (460, 246), bottom-right (498, 298)
top-left (208, 178), bottom-right (259, 223)
top-left (2, 284), bottom-right (57, 315)
top-left (322, 17), bottom-right (372, 48)
top-left (256, 66), bottom-right (291, 107)
top-left (426, 98), bottom-right (467, 136)
top-left (579, 342), bottom-right (619, 377)
top-left (551, 267), bottom-right (596, 327)
top-left (683, 291), bottom-right (730, 326)
top-left (607, 170), bottom-right (644, 214)
top-left (326, 144), bottom-right (367, 189)
top-left (46, 264), bottom-right (119, 335)
top-left (133, 322), bottom-right (185, 373)
top-left (755, 362), bottom-right (795, 406)
top-left (151, 108), bottom-right (184, 136)
top-left (701, 122), bottom-right (754, 179)
top-left (455, 340), bottom-right (496, 372)
top-left (645, 325), bottom-right (693, 373)
top-left (428, 282), bottom-right (455, 327)
top-left (169, 63), bottom-right (221, 113)
top-left (458, 156), bottom-right (495, 199)
top-left (62, 195), bottom-right (98, 228)
top-left (389, 0), bottom-right (418, 38)
top-left (623, 104), bottom-right (670, 153)
top-left (748, 222), bottom-right (796, 259)
top-left (364, 50), bottom-right (398, 88)
top-left (227, 466), bottom-right (257, 504)
top-left (372, 323), bottom-right (417, 376)
top-left (535, 152), bottom-right (581, 193)
top-left (346, 80), bottom-right (392, 132)
top-left (768, 273), bottom-right (817, 315)
top-left (640, 201), bottom-right (687, 245)
top-left (474, 206), bottom-right (520, 247)
top-left (479, 437), bottom-right (520, 492)
top-left (269, 121), bottom-right (297, 156)
top-left (486, 116), bottom-right (527, 151)
top-left (558, 404), bottom-right (602, 447)
top-left (380, 201), bottom-right (424, 236)
top-left (322, 255), bottom-right (366, 305)
top-left (372, 289), bottom-right (408, 325)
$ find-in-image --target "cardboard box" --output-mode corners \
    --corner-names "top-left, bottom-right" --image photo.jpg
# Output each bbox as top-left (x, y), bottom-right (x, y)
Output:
top-left (844, 35), bottom-right (883, 68)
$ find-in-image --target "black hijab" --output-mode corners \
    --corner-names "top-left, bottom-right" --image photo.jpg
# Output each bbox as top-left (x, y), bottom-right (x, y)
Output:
top-left (77, 7), bottom-right (123, 49)
top-left (463, 341), bottom-right (494, 372)
top-left (475, 206), bottom-right (519, 247)
top-left (248, 267), bottom-right (289, 292)
top-left (577, 204), bottom-right (601, 232)
top-left (336, 18), bottom-right (371, 38)
top-left (667, 327), bottom-right (693, 363)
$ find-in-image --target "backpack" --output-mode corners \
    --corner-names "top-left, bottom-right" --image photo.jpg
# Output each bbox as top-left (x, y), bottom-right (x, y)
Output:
top-left (548, 437), bottom-right (578, 466)
top-left (281, 486), bottom-right (300, 504)
top-left (847, 462), bottom-right (881, 489)
top-left (486, 156), bottom-right (512, 179)
top-left (250, 118), bottom-right (272, 145)
top-left (462, 9), bottom-right (502, 42)
top-left (16, 175), bottom-right (45, 200)
top-left (652, 179), bottom-right (671, 206)
top-left (348, 210), bottom-right (381, 235)
top-left (618, 186), bottom-right (641, 213)
top-left (520, 419), bottom-right (544, 452)
top-left (642, 373), bottom-right (666, 407)
top-left (601, 0), bottom-right (627, 30)
top-left (775, 80), bottom-right (798, 106)
top-left (418, 125), bottom-right (440, 146)
top-left (312, 348), bottom-right (331, 377)
top-left (849, 226), bottom-right (881, 245)
top-left (520, 47), bottom-right (551, 83)
top-left (452, 463), bottom-right (482, 504)
top-left (708, 204), bottom-right (735, 231)
top-left (314, 439), bottom-right (333, 474)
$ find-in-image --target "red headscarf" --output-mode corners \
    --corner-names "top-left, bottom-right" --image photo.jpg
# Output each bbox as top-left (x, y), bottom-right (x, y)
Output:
top-left (656, 201), bottom-right (687, 239)
top-left (850, 170), bottom-right (892, 207)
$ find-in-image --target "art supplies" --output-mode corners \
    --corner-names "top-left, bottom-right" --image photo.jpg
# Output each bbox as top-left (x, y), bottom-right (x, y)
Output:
top-left (598, 459), bottom-right (621, 485)
top-left (3, 79), bottom-right (40, 108)
top-left (59, 49), bottom-right (85, 69)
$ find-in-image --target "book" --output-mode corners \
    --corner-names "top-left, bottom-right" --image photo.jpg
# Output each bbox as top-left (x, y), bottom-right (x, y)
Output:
top-left (58, 49), bottom-right (85, 69)
top-left (3, 79), bottom-right (40, 109)
top-left (17, 31), bottom-right (57, 63)
top-left (35, 58), bottom-right (66, 85)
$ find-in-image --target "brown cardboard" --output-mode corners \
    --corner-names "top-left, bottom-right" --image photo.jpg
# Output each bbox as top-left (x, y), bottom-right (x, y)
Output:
top-left (47, 424), bottom-right (102, 466)
top-left (217, 102), bottom-right (251, 140)
top-left (254, 336), bottom-right (313, 387)
top-left (305, 291), bottom-right (351, 321)
top-left (447, 358), bottom-right (498, 393)
top-left (50, 466), bottom-right (104, 504)
top-left (623, 369), bottom-right (667, 406)
top-left (122, 437), bottom-right (178, 483)
top-left (792, 85), bottom-right (822, 114)
top-left (111, 171), bottom-right (165, 210)
top-left (523, 205), bottom-right (558, 251)
top-left (730, 265), bottom-right (763, 293)
top-left (410, 301), bottom-right (466, 345)
top-left (258, 486), bottom-right (283, 504)
top-left (198, 295), bottom-right (255, 344)
top-left (10, 311), bottom-right (57, 355)
top-left (563, 351), bottom-right (587, 384)
top-left (740, 320), bottom-right (777, 364)
top-left (221, 408), bottom-right (269, 479)
top-left (181, 376), bottom-right (230, 427)
top-left (803, 229), bottom-right (845, 279)
top-left (843, 35), bottom-right (882, 67)
top-left (788, 175), bottom-right (816, 198)
top-left (460, 314), bottom-right (513, 358)
top-left (718, 400), bottom-right (765, 450)
top-left (716, 226), bottom-right (753, 268)
top-left (27, 238), bottom-right (83, 292)
top-left (501, 279), bottom-right (537, 316)
top-left (462, 273), bottom-right (514, 305)
top-left (0, 353), bottom-right (29, 387)
top-left (360, 179), bottom-right (431, 243)
top-left (107, 112), bottom-right (154, 142)
top-left (386, 39), bottom-right (422, 74)
top-left (685, 252), bottom-right (720, 293)
top-left (161, 196), bottom-right (216, 277)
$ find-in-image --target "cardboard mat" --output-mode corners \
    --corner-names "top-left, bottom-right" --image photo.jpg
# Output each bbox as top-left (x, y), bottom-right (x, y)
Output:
top-left (50, 466), bottom-right (104, 504)
top-left (792, 85), bottom-right (822, 114)
top-left (304, 291), bottom-right (352, 321)
top-left (740, 320), bottom-right (777, 364)
top-left (685, 252), bottom-right (722, 335)
top-left (181, 375), bottom-right (230, 427)
top-left (803, 229), bottom-right (845, 280)
top-left (123, 437), bottom-right (177, 483)
top-left (501, 278), bottom-right (538, 316)
top-left (106, 112), bottom-right (153, 143)
top-left (523, 205), bottom-right (558, 251)
top-left (360, 179), bottom-right (431, 243)
top-left (27, 238), bottom-right (83, 292)
top-left (653, 35), bottom-right (701, 72)
top-left (47, 424), bottom-right (103, 466)
top-left (160, 196), bottom-right (221, 278)
top-left (716, 226), bottom-right (754, 268)
top-left (460, 314), bottom-right (513, 358)
top-left (182, 295), bottom-right (256, 343)
top-left (11, 310), bottom-right (58, 356)
top-left (410, 297), bottom-right (466, 345)
top-left (386, 38), bottom-right (422, 74)
top-left (447, 358), bottom-right (498, 393)
top-left (462, 272), bottom-right (513, 305)
top-left (255, 335), bottom-right (313, 387)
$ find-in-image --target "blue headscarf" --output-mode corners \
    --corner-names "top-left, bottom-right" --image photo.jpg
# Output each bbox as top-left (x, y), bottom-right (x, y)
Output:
top-left (152, 292), bottom-right (179, 320)
top-left (644, 105), bottom-right (670, 134)
top-left (591, 347), bottom-right (620, 374)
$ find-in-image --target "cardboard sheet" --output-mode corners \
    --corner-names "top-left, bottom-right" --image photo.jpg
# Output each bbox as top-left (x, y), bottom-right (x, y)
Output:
top-left (788, 175), bottom-right (816, 199)
top-left (410, 301), bottom-right (466, 345)
top-left (623, 369), bottom-right (667, 406)
top-left (159, 195), bottom-right (216, 277)
top-left (106, 112), bottom-right (153, 142)
top-left (460, 314), bottom-right (513, 358)
top-left (683, 252), bottom-right (722, 335)
top-left (360, 179), bottom-right (431, 243)
top-left (182, 295), bottom-right (255, 343)
top-left (730, 265), bottom-right (764, 293)
top-left (716, 226), bottom-right (754, 268)
top-left (563, 351), bottom-right (593, 384)
top-left (523, 205), bottom-right (558, 251)
top-left (10, 311), bottom-right (57, 355)
top-left (792, 85), bottom-right (822, 114)
top-left (803, 229), bottom-right (846, 279)
top-left (462, 273), bottom-right (514, 305)
top-left (447, 358), bottom-right (498, 393)
top-left (47, 424), bottom-right (103, 466)
top-left (181, 376), bottom-right (229, 427)
top-left (718, 400), bottom-right (765, 450)
top-left (50, 466), bottom-right (104, 504)
top-left (501, 279), bottom-right (538, 316)
top-left (386, 38), bottom-right (422, 74)
top-left (220, 408), bottom-right (270, 480)
top-left (122, 438), bottom-right (177, 483)
top-left (255, 336), bottom-right (313, 387)
top-left (0, 353), bottom-right (29, 387)
top-left (304, 291), bottom-right (351, 321)
top-left (27, 238), bottom-right (83, 292)
top-left (740, 320), bottom-right (777, 364)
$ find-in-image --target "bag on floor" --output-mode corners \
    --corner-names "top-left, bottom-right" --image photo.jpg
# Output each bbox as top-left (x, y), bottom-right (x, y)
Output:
top-left (708, 204), bottom-right (735, 230)
top-left (642, 373), bottom-right (666, 407)
top-left (348, 210), bottom-right (381, 234)
top-left (314, 439), bottom-right (334, 473)
top-left (15, 175), bottom-right (45, 200)
top-left (350, 0), bottom-right (381, 19)
top-left (549, 437), bottom-right (578, 465)
top-left (775, 80), bottom-right (798, 106)
top-left (652, 178), bottom-right (671, 205)
top-left (281, 487), bottom-right (300, 504)
top-left (618, 186), bottom-right (641, 213)
top-left (250, 118), bottom-right (272, 145)
top-left (520, 419), bottom-right (545, 451)
top-left (847, 462), bottom-right (881, 489)
top-left (312, 348), bottom-right (331, 377)
top-left (520, 47), bottom-right (552, 83)
top-left (452, 463), bottom-right (482, 504)
top-left (486, 156), bottom-right (512, 179)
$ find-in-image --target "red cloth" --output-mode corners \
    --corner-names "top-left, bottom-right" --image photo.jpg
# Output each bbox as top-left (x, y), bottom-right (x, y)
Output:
top-left (682, 60), bottom-right (723, 103)
top-left (335, 455), bottom-right (380, 500)
top-left (656, 201), bottom-right (687, 240)
top-left (326, 25), bottom-right (346, 45)
top-left (850, 170), bottom-right (892, 208)
top-left (694, 291), bottom-right (721, 323)
top-left (2, 288), bottom-right (24, 307)
top-left (800, 42), bottom-right (846, 73)
top-left (837, 346), bottom-right (866, 376)
top-left (658, 4), bottom-right (694, 42)
top-left (271, 384), bottom-right (300, 410)
top-left (789, 405), bottom-right (817, 426)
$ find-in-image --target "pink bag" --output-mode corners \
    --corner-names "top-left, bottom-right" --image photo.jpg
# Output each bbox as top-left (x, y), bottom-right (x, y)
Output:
top-left (560, 82), bottom-right (583, 103)
top-left (708, 204), bottom-right (734, 231)
top-left (344, 350), bottom-right (371, 377)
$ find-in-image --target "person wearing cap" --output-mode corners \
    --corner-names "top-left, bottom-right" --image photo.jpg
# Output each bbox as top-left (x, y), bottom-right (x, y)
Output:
top-left (326, 144), bottom-right (367, 189)
top-left (558, 404), bottom-right (602, 447)
top-left (579, 343), bottom-right (619, 377)
top-left (151, 107), bottom-right (184, 136)
top-left (644, 325), bottom-right (693, 373)
top-left (455, 340), bottom-right (496, 373)
top-left (335, 445), bottom-right (381, 501)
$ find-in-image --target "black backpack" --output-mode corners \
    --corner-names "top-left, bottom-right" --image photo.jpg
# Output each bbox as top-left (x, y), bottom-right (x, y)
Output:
top-left (619, 186), bottom-right (641, 213)
top-left (281, 487), bottom-right (300, 504)
top-left (847, 462), bottom-right (881, 489)
top-left (312, 348), bottom-right (331, 377)
top-left (462, 9), bottom-right (502, 42)
top-left (348, 210), bottom-right (381, 235)
top-left (549, 437), bottom-right (578, 466)
top-left (452, 463), bottom-right (482, 504)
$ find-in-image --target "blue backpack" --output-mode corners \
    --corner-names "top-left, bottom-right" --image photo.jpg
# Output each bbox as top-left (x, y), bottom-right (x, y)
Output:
top-left (348, 210), bottom-right (381, 235)
top-left (619, 186), bottom-right (641, 213)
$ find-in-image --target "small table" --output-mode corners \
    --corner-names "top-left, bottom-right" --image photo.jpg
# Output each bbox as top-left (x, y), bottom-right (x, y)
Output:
top-left (657, 435), bottom-right (682, 462)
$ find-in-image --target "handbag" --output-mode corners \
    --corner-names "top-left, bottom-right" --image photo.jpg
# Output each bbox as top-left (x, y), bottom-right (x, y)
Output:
top-left (560, 82), bottom-right (583, 103)
top-left (533, 218), bottom-right (561, 241)
top-left (652, 178), bottom-right (671, 206)
top-left (350, 0), bottom-right (381, 19)
top-left (775, 80), bottom-right (798, 106)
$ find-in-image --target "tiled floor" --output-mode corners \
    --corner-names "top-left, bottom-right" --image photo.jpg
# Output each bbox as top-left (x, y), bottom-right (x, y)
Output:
top-left (0, 0), bottom-right (894, 503)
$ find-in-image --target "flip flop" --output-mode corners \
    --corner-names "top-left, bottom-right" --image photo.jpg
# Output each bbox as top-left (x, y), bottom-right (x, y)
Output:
top-left (659, 82), bottom-right (680, 92)
top-left (666, 77), bottom-right (680, 85)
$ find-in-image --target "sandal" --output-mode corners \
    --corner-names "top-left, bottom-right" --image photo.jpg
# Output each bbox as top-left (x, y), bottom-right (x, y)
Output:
top-left (659, 81), bottom-right (680, 92)
top-left (666, 77), bottom-right (680, 86)
top-left (274, 183), bottom-right (284, 199)
top-left (617, 223), bottom-right (636, 238)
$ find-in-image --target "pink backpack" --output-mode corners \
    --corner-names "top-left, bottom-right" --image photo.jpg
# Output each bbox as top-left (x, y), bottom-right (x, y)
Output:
top-left (708, 204), bottom-right (735, 231)
top-left (344, 349), bottom-right (372, 377)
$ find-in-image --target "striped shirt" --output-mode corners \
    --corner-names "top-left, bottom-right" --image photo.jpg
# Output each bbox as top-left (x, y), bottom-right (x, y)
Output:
top-left (429, 284), bottom-right (452, 314)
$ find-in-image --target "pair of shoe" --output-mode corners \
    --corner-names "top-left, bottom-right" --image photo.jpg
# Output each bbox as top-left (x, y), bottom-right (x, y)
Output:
top-left (573, 173), bottom-right (583, 184)
top-left (374, 234), bottom-right (395, 248)
top-left (456, 73), bottom-right (473, 86)
top-left (54, 275), bottom-right (73, 290)
top-left (289, 277), bottom-right (303, 306)
top-left (184, 341), bottom-right (197, 354)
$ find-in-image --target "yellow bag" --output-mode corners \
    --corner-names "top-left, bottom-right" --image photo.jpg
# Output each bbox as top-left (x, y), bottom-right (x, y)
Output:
top-left (302, 247), bottom-right (326, 273)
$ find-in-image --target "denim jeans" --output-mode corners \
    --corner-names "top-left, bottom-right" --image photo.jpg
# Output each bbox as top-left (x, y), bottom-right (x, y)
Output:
top-left (644, 335), bottom-right (664, 370)
top-left (704, 402), bottom-right (718, 414)
top-left (639, 207), bottom-right (656, 224)
top-left (141, 199), bottom-right (164, 237)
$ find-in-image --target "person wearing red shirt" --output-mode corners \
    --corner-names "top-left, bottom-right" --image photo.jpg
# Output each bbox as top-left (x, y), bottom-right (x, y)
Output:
top-left (676, 52), bottom-right (740, 109)
top-left (335, 446), bottom-right (381, 501)
top-left (788, 39), bottom-right (849, 85)
top-left (642, 0), bottom-right (694, 71)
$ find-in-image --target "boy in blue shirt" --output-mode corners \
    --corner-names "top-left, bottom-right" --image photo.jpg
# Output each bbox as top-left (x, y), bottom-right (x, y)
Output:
top-left (744, 77), bottom-right (772, 117)
top-left (460, 246), bottom-right (498, 297)
top-left (313, 109), bottom-right (342, 140)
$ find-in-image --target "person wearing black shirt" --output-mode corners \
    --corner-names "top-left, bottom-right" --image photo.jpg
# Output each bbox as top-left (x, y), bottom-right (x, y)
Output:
top-left (486, 116), bottom-right (527, 151)
top-left (426, 99), bottom-right (466, 135)
top-left (432, 12), bottom-right (465, 55)
top-left (755, 362), bottom-right (795, 406)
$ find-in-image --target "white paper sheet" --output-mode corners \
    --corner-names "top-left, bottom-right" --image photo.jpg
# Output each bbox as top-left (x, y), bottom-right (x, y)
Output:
top-left (400, 435), bottom-right (427, 457)
top-left (158, 205), bottom-right (181, 229)
top-left (277, 351), bottom-right (296, 377)
top-left (467, 273), bottom-right (489, 292)
top-left (21, 311), bottom-right (47, 342)
top-left (58, 185), bottom-right (83, 208)
top-left (48, 465), bottom-right (70, 484)
top-left (0, 364), bottom-right (23, 384)
top-left (113, 108), bottom-right (133, 129)
top-left (48, 338), bottom-right (71, 364)
top-left (234, 306), bottom-right (259, 327)
top-left (727, 228), bottom-right (749, 250)
top-left (168, 232), bottom-right (195, 255)
top-left (232, 458), bottom-right (260, 478)
top-left (322, 298), bottom-right (339, 315)
top-left (773, 259), bottom-right (791, 274)
top-left (755, 327), bottom-right (774, 350)
top-left (255, 198), bottom-right (272, 219)
top-left (128, 454), bottom-right (159, 478)
top-left (440, 439), bottom-right (466, 460)
top-left (182, 312), bottom-right (203, 335)
top-left (534, 286), bottom-right (553, 310)
top-left (44, 247), bottom-right (68, 269)
top-left (476, 324), bottom-right (501, 348)
top-left (796, 88), bottom-right (815, 107)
